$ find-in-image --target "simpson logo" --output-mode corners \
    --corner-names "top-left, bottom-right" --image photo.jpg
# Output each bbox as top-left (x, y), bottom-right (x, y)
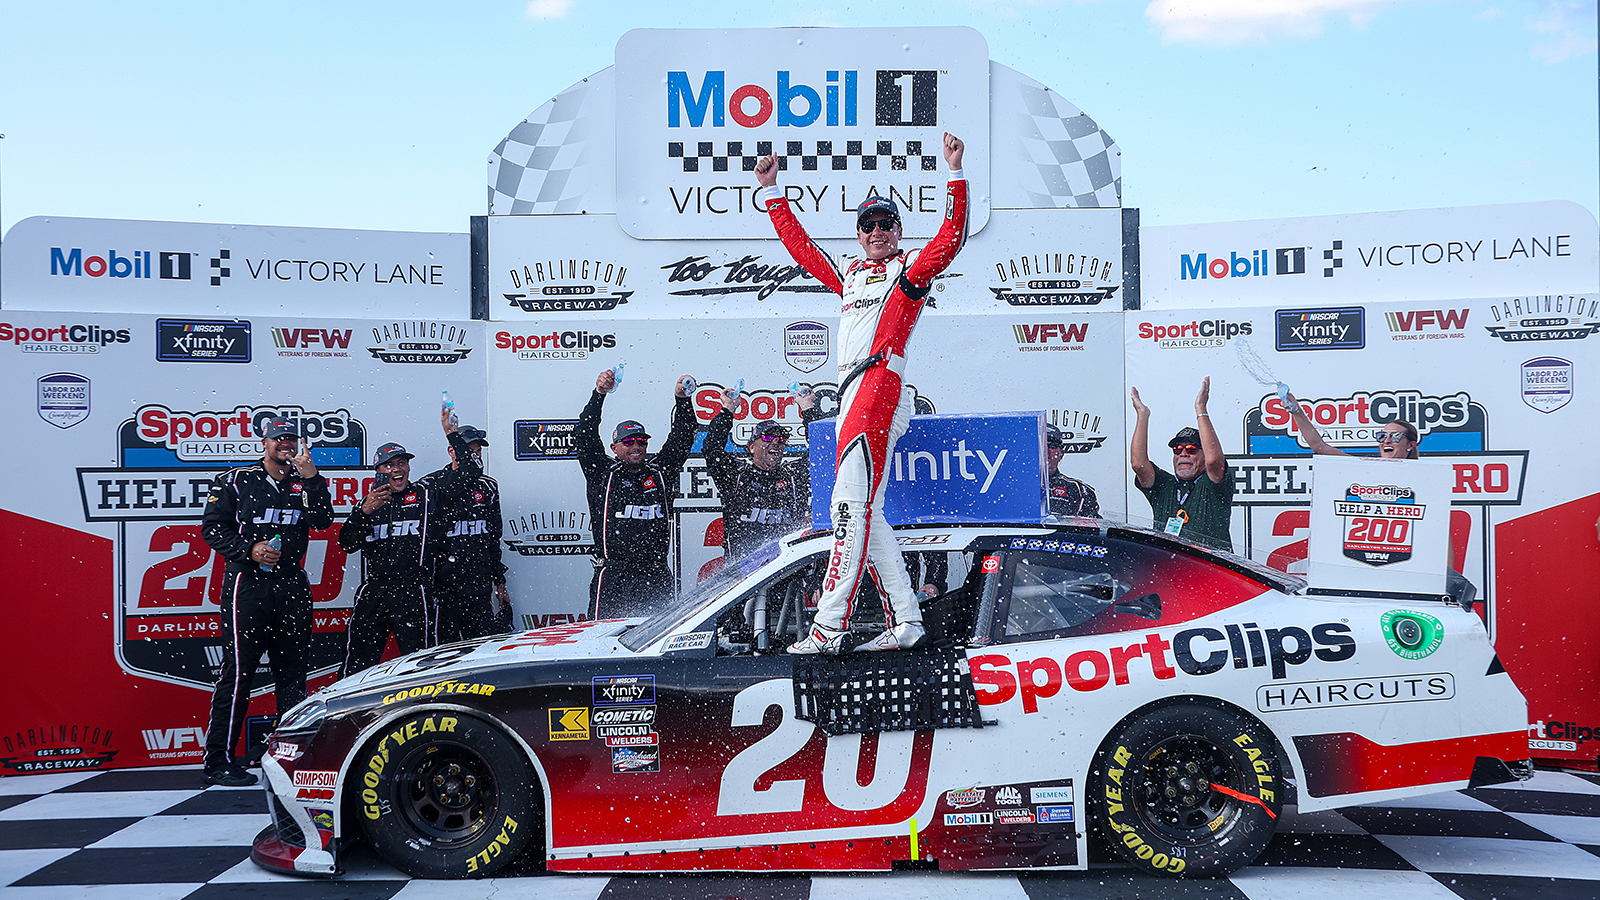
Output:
top-left (514, 420), bottom-right (580, 461)
top-left (368, 321), bottom-right (473, 364)
top-left (1336, 484), bottom-right (1424, 566)
top-left (1275, 307), bottom-right (1364, 351)
top-left (1521, 357), bottom-right (1573, 413)
top-left (292, 770), bottom-right (338, 788)
top-left (972, 622), bottom-right (1357, 712)
top-left (548, 707), bottom-right (590, 741)
top-left (945, 787), bottom-right (985, 808)
top-left (1380, 610), bottom-right (1444, 660)
top-left (155, 319), bottom-right (251, 363)
top-left (1485, 294), bottom-right (1600, 342)
top-left (37, 373), bottom-right (90, 429)
top-left (784, 321), bottom-right (829, 373)
top-left (1137, 319), bottom-right (1253, 349)
top-left (943, 812), bottom-right (992, 826)
top-left (0, 322), bottom-right (131, 354)
top-left (593, 675), bottom-right (656, 706)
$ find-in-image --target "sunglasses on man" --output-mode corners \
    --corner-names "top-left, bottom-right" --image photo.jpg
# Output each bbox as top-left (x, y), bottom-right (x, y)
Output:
top-left (619, 436), bottom-right (648, 446)
top-left (858, 218), bottom-right (898, 233)
top-left (756, 433), bottom-right (789, 443)
top-left (1172, 444), bottom-right (1201, 456)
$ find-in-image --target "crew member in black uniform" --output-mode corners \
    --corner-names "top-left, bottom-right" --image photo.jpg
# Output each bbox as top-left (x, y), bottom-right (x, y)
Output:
top-left (339, 441), bottom-right (440, 678)
top-left (576, 368), bottom-right (697, 619)
top-left (702, 383), bottom-right (821, 561)
top-left (1046, 424), bottom-right (1101, 518)
top-left (417, 410), bottom-right (509, 643)
top-left (199, 416), bottom-right (334, 787)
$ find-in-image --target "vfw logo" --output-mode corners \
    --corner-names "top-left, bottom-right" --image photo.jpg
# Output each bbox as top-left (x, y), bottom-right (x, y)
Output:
top-left (1334, 483), bottom-right (1424, 566)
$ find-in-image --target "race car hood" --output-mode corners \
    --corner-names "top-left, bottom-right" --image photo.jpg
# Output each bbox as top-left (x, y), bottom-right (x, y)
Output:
top-left (315, 618), bottom-right (643, 703)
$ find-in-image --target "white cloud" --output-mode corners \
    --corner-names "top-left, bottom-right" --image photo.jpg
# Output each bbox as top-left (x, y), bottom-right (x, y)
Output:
top-left (1472, 7), bottom-right (1504, 21)
top-left (1144, 0), bottom-right (1421, 45)
top-left (1527, 1), bottom-right (1597, 63)
top-left (525, 0), bottom-right (574, 20)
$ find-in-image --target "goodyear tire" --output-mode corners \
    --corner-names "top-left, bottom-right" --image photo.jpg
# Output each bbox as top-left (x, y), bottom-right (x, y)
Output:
top-left (355, 711), bottom-right (536, 878)
top-left (1090, 703), bottom-right (1282, 878)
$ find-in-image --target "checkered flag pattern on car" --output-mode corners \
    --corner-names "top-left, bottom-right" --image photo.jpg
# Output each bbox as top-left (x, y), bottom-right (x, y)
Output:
top-left (667, 140), bottom-right (941, 174)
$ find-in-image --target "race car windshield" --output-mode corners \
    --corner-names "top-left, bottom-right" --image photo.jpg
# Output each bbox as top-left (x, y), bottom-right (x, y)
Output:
top-left (619, 559), bottom-right (753, 652)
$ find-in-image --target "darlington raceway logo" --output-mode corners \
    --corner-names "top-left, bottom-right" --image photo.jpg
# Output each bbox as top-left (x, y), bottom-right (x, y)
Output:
top-left (665, 67), bottom-right (938, 174)
top-left (505, 507), bottom-right (593, 557)
top-left (1483, 294), bottom-right (1600, 343)
top-left (156, 319), bottom-right (251, 363)
top-left (504, 257), bottom-right (632, 313)
top-left (369, 321), bottom-right (473, 364)
top-left (0, 321), bottom-right (131, 354)
top-left (1047, 408), bottom-right (1108, 454)
top-left (991, 252), bottom-right (1119, 306)
top-left (1137, 318), bottom-right (1252, 349)
top-left (1, 724), bottom-right (119, 774)
top-left (1275, 307), bottom-right (1364, 351)
top-left (1335, 483), bottom-right (1424, 566)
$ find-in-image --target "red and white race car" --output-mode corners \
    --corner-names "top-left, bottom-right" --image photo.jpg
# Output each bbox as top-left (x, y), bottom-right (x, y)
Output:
top-left (253, 521), bottom-right (1529, 879)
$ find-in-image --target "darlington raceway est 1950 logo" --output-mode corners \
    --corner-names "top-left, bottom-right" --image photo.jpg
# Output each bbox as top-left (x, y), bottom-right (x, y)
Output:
top-left (989, 252), bottom-right (1118, 306)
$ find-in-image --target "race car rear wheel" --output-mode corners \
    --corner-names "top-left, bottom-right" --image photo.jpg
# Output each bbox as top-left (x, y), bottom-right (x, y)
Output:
top-left (355, 711), bottom-right (537, 878)
top-left (1090, 703), bottom-right (1281, 878)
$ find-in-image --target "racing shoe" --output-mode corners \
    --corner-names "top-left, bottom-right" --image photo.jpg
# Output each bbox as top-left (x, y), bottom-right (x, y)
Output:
top-left (859, 621), bottom-right (927, 652)
top-left (788, 623), bottom-right (848, 655)
top-left (202, 763), bottom-right (258, 788)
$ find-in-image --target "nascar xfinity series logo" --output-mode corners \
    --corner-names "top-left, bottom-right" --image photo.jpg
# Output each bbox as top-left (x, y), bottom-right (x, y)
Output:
top-left (1335, 484), bottom-right (1424, 566)
top-left (156, 319), bottom-right (251, 363)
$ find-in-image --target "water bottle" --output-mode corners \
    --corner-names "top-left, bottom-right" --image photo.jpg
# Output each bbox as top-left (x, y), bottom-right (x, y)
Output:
top-left (603, 363), bottom-right (625, 394)
top-left (789, 382), bottom-right (814, 401)
top-left (682, 376), bottom-right (697, 395)
top-left (442, 390), bottom-right (458, 427)
top-left (261, 534), bottom-right (282, 573)
top-left (1275, 381), bottom-right (1292, 407)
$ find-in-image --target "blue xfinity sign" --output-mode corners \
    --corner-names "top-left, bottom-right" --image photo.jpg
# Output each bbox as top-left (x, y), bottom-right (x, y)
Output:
top-left (807, 412), bottom-right (1047, 528)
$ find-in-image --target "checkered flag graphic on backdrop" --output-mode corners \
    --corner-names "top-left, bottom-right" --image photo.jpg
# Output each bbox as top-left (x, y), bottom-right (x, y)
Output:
top-left (1008, 75), bottom-right (1121, 208)
top-left (488, 75), bottom-right (604, 215)
top-left (668, 140), bottom-right (940, 174)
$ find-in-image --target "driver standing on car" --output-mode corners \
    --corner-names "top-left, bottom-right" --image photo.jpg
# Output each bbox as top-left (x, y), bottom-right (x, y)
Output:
top-left (199, 416), bottom-right (334, 787)
top-left (575, 369), bottom-right (697, 619)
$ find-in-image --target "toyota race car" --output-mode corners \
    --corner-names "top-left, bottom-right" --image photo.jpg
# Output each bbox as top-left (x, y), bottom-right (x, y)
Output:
top-left (252, 520), bottom-right (1530, 880)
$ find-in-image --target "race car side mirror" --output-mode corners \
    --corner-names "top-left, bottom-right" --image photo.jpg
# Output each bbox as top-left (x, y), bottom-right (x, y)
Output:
top-left (1114, 592), bottom-right (1162, 621)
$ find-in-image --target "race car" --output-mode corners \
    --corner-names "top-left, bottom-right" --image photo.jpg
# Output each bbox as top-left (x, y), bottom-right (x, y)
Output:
top-left (252, 520), bottom-right (1530, 880)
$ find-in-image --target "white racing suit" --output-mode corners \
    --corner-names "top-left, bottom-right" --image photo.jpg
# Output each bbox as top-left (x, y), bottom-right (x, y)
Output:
top-left (760, 174), bottom-right (968, 635)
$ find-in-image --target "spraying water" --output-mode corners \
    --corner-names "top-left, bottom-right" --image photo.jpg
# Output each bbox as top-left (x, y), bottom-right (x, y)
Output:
top-left (1234, 338), bottom-right (1292, 406)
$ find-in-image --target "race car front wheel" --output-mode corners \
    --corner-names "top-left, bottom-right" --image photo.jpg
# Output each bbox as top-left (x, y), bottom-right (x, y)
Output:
top-left (1089, 703), bottom-right (1282, 878)
top-left (355, 711), bottom-right (537, 878)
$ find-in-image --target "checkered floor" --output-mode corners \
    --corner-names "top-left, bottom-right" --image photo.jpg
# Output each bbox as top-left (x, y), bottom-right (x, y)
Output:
top-left (3, 766), bottom-right (1598, 899)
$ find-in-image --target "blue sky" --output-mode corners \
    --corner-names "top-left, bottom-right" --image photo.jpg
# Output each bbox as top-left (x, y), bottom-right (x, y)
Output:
top-left (1, 0), bottom-right (1594, 236)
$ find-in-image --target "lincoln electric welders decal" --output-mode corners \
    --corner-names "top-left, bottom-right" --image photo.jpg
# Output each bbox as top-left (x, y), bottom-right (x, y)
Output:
top-left (1336, 483), bottom-right (1424, 566)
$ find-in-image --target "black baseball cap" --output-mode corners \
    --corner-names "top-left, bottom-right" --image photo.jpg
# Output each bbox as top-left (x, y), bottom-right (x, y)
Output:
top-left (1169, 427), bottom-right (1202, 449)
top-left (260, 417), bottom-right (300, 440)
top-left (1045, 424), bottom-right (1064, 448)
top-left (373, 442), bottom-right (414, 466)
top-left (751, 421), bottom-right (791, 442)
top-left (856, 195), bottom-right (900, 226)
top-left (457, 425), bottom-right (489, 445)
top-left (612, 420), bottom-right (650, 443)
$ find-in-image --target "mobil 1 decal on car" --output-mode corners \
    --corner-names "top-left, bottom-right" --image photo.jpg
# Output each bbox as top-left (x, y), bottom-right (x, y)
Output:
top-left (1336, 483), bottom-right (1424, 566)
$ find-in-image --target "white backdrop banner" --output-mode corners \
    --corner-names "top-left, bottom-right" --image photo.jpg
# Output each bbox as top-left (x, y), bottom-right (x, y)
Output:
top-left (1, 217), bottom-right (470, 318)
top-left (1140, 202), bottom-right (1599, 309)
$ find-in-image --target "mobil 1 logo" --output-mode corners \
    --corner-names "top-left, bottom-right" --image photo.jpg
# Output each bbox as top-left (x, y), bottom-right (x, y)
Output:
top-left (875, 70), bottom-right (938, 126)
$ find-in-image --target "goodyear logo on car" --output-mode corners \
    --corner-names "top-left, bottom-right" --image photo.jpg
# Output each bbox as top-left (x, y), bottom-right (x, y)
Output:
top-left (381, 681), bottom-right (496, 705)
top-left (548, 707), bottom-right (590, 741)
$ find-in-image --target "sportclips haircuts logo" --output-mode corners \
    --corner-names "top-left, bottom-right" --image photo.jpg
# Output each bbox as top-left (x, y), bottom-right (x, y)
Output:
top-left (504, 258), bottom-right (632, 313)
top-left (1483, 294), bottom-right (1600, 342)
top-left (991, 252), bottom-right (1118, 306)
top-left (972, 622), bottom-right (1356, 713)
top-left (1136, 319), bottom-right (1252, 349)
top-left (369, 321), bottom-right (473, 364)
top-left (122, 405), bottom-right (365, 465)
top-left (0, 321), bottom-right (131, 354)
top-left (1249, 391), bottom-right (1482, 453)
top-left (493, 329), bottom-right (616, 360)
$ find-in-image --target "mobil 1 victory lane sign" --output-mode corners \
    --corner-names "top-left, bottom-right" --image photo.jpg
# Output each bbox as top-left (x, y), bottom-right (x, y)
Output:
top-left (614, 27), bottom-right (990, 240)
